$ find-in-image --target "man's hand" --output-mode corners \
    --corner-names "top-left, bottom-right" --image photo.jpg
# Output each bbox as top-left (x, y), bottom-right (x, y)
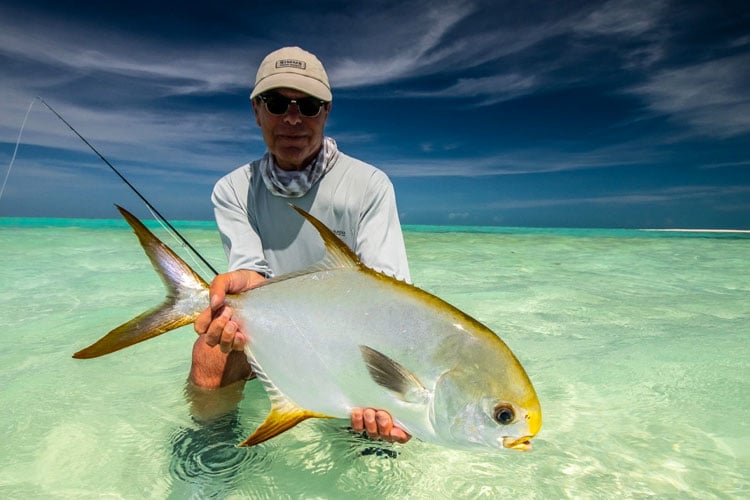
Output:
top-left (194, 269), bottom-right (266, 352)
top-left (351, 408), bottom-right (412, 443)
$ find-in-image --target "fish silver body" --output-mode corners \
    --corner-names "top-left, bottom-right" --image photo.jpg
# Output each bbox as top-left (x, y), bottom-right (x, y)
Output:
top-left (236, 266), bottom-right (541, 450)
top-left (75, 205), bottom-right (541, 452)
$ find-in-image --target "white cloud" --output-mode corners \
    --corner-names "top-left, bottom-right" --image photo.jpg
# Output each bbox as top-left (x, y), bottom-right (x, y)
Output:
top-left (576, 0), bottom-right (667, 37)
top-left (327, 2), bottom-right (475, 88)
top-left (1, 94), bottom-right (260, 171)
top-left (403, 73), bottom-right (539, 104)
top-left (382, 143), bottom-right (661, 178)
top-left (484, 185), bottom-right (750, 210)
top-left (629, 54), bottom-right (750, 138)
top-left (0, 6), bottom-right (258, 96)
top-left (699, 160), bottom-right (750, 170)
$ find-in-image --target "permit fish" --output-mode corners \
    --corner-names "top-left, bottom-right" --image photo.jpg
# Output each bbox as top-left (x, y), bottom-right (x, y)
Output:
top-left (75, 205), bottom-right (542, 451)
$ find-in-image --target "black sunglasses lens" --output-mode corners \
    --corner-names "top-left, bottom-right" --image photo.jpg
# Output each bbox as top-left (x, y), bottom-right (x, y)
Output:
top-left (262, 94), bottom-right (323, 117)
top-left (264, 97), bottom-right (289, 115)
top-left (297, 98), bottom-right (323, 117)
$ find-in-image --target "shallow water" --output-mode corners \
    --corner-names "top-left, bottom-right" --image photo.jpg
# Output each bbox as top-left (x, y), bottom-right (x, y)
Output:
top-left (1, 218), bottom-right (748, 498)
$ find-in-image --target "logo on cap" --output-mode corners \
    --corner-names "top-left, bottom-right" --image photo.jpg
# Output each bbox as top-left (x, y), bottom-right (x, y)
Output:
top-left (276, 59), bottom-right (306, 70)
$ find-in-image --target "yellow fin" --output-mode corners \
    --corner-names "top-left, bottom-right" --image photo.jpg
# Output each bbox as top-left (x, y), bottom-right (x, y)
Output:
top-left (73, 206), bottom-right (209, 358)
top-left (73, 304), bottom-right (197, 358)
top-left (238, 399), bottom-right (333, 447)
top-left (289, 204), bottom-right (360, 270)
top-left (239, 344), bottom-right (334, 447)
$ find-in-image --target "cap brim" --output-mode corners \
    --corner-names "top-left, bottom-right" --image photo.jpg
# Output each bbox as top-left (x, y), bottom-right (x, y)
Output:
top-left (250, 73), bottom-right (332, 101)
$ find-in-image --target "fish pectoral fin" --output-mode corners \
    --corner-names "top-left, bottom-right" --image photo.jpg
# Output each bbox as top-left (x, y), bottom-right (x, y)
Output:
top-left (238, 399), bottom-right (334, 447)
top-left (359, 345), bottom-right (429, 404)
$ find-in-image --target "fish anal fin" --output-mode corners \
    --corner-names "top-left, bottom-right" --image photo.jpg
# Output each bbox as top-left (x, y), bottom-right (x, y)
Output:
top-left (239, 400), bottom-right (333, 447)
top-left (359, 345), bottom-right (429, 404)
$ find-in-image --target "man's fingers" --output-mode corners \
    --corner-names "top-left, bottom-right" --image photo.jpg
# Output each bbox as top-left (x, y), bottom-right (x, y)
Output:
top-left (231, 330), bottom-right (247, 351)
top-left (351, 407), bottom-right (411, 443)
top-left (194, 307), bottom-right (212, 335)
top-left (375, 410), bottom-right (412, 443)
top-left (387, 427), bottom-right (412, 444)
top-left (204, 306), bottom-right (231, 346)
top-left (208, 274), bottom-right (230, 310)
top-left (363, 408), bottom-right (378, 436)
top-left (219, 321), bottom-right (238, 353)
top-left (350, 408), bottom-right (364, 432)
top-left (375, 410), bottom-right (393, 438)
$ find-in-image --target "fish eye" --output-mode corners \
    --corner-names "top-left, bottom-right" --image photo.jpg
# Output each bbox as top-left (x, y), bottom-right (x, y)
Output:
top-left (493, 404), bottom-right (515, 425)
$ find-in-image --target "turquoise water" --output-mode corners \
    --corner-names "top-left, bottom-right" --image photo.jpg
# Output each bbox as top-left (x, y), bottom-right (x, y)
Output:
top-left (1, 218), bottom-right (748, 498)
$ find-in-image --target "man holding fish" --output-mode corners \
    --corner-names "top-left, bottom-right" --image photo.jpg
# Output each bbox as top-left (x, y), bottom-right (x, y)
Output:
top-left (73, 47), bottom-right (540, 453)
top-left (190, 46), bottom-right (412, 443)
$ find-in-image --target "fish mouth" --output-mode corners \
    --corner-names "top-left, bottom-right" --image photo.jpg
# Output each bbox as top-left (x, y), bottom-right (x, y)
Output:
top-left (502, 436), bottom-right (533, 451)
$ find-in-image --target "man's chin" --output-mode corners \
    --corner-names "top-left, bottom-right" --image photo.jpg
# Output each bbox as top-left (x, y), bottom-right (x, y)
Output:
top-left (274, 149), bottom-right (315, 170)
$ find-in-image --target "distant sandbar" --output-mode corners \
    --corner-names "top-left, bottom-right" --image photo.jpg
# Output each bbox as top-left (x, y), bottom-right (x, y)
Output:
top-left (643, 229), bottom-right (750, 234)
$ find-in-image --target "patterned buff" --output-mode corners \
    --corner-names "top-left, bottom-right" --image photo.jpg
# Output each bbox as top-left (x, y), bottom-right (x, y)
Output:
top-left (260, 137), bottom-right (339, 198)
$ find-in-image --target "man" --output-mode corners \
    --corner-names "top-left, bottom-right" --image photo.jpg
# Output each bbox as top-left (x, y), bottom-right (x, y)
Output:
top-left (191, 46), bottom-right (411, 444)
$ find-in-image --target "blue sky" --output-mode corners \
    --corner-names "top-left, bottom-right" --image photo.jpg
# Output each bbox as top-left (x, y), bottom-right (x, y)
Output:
top-left (0, 0), bottom-right (748, 228)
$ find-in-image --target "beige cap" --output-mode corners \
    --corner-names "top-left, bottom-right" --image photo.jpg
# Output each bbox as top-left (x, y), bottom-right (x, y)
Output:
top-left (250, 46), bottom-right (332, 102)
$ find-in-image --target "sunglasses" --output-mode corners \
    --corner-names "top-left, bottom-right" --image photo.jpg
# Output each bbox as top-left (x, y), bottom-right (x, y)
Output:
top-left (258, 93), bottom-right (327, 117)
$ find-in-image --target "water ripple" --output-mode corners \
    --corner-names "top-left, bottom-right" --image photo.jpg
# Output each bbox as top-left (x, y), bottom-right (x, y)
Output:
top-left (168, 411), bottom-right (269, 496)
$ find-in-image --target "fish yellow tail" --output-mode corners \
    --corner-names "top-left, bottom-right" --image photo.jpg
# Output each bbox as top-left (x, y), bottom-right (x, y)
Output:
top-left (73, 205), bottom-right (210, 359)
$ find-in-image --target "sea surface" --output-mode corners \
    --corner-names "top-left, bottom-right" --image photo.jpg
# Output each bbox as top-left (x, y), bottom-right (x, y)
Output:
top-left (0, 217), bottom-right (748, 499)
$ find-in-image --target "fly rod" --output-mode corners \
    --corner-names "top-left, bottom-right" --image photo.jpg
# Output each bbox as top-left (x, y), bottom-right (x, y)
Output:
top-left (38, 97), bottom-right (219, 276)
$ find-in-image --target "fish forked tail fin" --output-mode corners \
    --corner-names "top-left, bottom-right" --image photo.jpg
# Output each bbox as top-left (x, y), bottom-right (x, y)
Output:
top-left (73, 205), bottom-right (210, 359)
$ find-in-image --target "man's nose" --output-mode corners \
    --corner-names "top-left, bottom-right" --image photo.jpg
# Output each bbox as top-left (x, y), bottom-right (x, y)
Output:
top-left (283, 104), bottom-right (303, 124)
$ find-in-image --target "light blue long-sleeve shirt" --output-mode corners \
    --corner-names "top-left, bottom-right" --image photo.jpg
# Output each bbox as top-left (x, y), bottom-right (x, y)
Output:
top-left (211, 151), bottom-right (411, 283)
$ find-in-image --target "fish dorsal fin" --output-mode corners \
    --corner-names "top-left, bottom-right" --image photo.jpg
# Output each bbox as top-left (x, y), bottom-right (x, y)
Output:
top-left (359, 345), bottom-right (430, 405)
top-left (290, 204), bottom-right (360, 271)
top-left (239, 347), bottom-right (334, 447)
top-left (247, 205), bottom-right (363, 290)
